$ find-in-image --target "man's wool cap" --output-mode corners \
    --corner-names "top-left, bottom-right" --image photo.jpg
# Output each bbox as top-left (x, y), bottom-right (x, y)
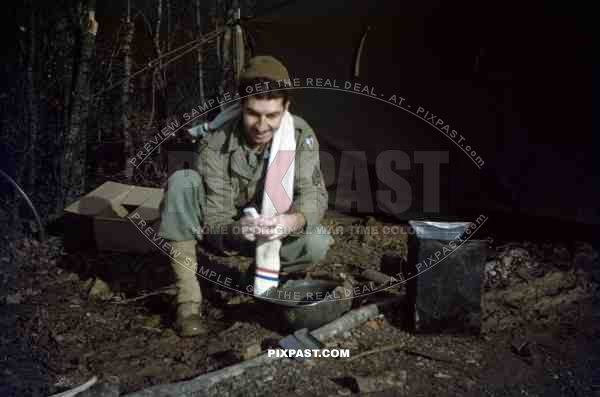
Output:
top-left (240, 55), bottom-right (290, 82)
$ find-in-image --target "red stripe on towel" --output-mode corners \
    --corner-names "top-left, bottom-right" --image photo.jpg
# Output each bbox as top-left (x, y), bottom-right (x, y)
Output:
top-left (256, 267), bottom-right (279, 275)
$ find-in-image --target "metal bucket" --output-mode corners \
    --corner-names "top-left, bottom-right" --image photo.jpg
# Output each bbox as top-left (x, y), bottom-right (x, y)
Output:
top-left (405, 220), bottom-right (489, 334)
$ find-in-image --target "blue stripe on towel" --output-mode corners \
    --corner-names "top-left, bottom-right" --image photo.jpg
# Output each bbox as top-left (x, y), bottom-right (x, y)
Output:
top-left (255, 273), bottom-right (279, 282)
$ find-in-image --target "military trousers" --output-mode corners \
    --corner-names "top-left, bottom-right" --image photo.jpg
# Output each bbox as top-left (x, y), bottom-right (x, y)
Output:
top-left (158, 169), bottom-right (332, 273)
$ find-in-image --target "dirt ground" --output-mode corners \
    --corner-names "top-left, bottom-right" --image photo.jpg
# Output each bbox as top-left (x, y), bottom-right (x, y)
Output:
top-left (0, 211), bottom-right (598, 396)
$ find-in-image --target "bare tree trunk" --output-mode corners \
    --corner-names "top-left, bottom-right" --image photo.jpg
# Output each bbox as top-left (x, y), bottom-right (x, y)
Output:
top-left (57, 13), bottom-right (73, 213)
top-left (154, 0), bottom-right (163, 78)
top-left (195, 0), bottom-right (206, 105)
top-left (62, 0), bottom-right (98, 205)
top-left (166, 0), bottom-right (171, 53)
top-left (26, 6), bottom-right (38, 197)
top-left (212, 0), bottom-right (225, 112)
top-left (122, 0), bottom-right (135, 181)
top-left (154, 0), bottom-right (171, 171)
top-left (232, 6), bottom-right (244, 81)
top-left (147, 0), bottom-right (163, 130)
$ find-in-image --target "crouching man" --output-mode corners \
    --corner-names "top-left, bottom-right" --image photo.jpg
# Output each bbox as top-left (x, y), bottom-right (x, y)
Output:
top-left (158, 56), bottom-right (332, 337)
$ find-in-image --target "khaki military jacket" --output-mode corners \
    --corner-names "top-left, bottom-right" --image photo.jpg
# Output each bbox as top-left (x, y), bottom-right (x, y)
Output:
top-left (197, 114), bottom-right (328, 240)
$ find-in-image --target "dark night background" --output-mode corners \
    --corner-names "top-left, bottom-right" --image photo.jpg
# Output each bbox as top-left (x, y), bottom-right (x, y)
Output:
top-left (246, 0), bottom-right (597, 231)
top-left (1, 0), bottom-right (596, 241)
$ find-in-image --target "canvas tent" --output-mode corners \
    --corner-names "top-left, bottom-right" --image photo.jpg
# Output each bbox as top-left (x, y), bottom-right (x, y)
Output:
top-left (224, 0), bottom-right (596, 230)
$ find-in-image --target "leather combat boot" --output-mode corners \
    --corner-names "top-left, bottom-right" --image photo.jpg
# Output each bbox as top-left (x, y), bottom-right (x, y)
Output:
top-left (175, 302), bottom-right (205, 337)
top-left (169, 240), bottom-right (207, 337)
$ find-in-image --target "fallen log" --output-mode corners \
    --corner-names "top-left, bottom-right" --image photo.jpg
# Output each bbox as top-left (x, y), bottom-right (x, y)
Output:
top-left (361, 269), bottom-right (395, 286)
top-left (123, 300), bottom-right (399, 397)
top-left (360, 269), bottom-right (400, 288)
top-left (311, 302), bottom-right (379, 341)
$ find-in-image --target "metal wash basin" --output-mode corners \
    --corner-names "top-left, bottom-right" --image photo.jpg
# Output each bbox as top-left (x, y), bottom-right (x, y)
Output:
top-left (257, 279), bottom-right (354, 331)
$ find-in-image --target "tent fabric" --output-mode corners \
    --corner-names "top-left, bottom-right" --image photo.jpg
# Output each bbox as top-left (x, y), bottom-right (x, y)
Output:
top-left (239, 0), bottom-right (596, 225)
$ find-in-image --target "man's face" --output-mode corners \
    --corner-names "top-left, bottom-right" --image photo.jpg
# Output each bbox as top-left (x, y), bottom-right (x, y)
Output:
top-left (242, 96), bottom-right (288, 148)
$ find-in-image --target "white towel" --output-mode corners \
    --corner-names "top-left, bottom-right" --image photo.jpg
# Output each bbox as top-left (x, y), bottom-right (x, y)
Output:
top-left (189, 102), bottom-right (295, 295)
top-left (253, 110), bottom-right (296, 296)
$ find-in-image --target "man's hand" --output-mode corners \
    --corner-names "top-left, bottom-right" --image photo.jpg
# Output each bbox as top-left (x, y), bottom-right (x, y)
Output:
top-left (229, 213), bottom-right (306, 242)
top-left (255, 213), bottom-right (305, 241)
top-left (237, 215), bottom-right (260, 241)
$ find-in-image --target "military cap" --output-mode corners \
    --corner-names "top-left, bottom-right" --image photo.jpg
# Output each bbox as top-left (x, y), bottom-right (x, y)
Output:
top-left (239, 55), bottom-right (290, 82)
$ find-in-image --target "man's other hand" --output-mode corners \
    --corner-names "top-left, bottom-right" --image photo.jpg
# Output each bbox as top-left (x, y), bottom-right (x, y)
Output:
top-left (239, 215), bottom-right (260, 241)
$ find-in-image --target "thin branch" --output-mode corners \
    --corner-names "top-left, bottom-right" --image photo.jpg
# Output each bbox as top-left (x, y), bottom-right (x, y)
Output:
top-left (133, 8), bottom-right (154, 39)
top-left (403, 348), bottom-right (456, 364)
top-left (95, 29), bottom-right (222, 97)
top-left (48, 376), bottom-right (97, 397)
top-left (113, 285), bottom-right (176, 304)
top-left (345, 342), bottom-right (406, 363)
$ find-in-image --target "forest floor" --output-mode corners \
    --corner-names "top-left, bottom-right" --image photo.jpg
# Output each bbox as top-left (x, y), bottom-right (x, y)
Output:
top-left (1, 210), bottom-right (599, 396)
